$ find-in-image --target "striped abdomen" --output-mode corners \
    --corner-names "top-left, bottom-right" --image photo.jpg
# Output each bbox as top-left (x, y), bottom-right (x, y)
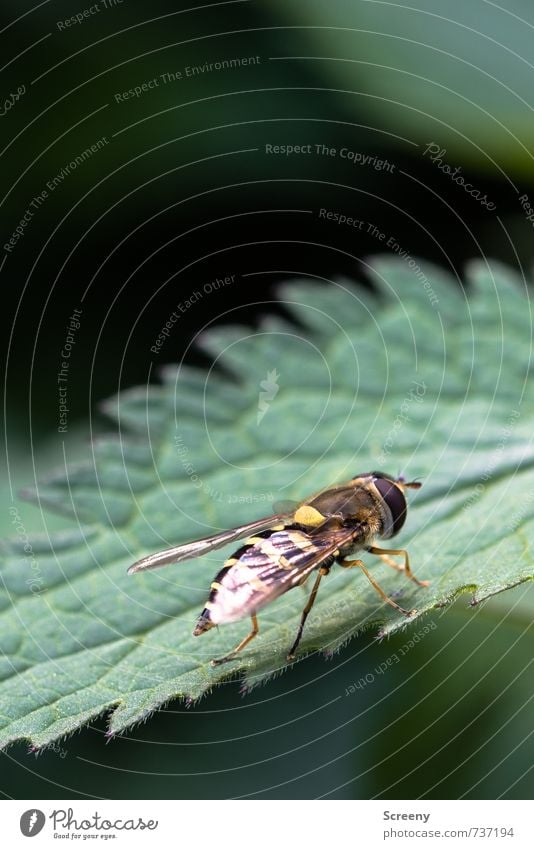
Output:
top-left (193, 526), bottom-right (336, 634)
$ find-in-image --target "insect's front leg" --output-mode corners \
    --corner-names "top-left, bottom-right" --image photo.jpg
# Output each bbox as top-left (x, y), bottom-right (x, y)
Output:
top-left (366, 546), bottom-right (429, 587)
top-left (340, 557), bottom-right (416, 616)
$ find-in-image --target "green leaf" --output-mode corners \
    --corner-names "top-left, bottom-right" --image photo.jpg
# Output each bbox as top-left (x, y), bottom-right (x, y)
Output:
top-left (1, 257), bottom-right (533, 750)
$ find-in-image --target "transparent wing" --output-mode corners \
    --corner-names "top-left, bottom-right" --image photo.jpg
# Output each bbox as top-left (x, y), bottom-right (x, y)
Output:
top-left (257, 526), bottom-right (359, 591)
top-left (127, 511), bottom-right (294, 574)
top-left (206, 525), bottom-right (360, 622)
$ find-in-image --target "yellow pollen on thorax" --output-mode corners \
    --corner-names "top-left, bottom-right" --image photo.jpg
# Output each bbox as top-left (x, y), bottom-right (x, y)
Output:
top-left (294, 505), bottom-right (326, 527)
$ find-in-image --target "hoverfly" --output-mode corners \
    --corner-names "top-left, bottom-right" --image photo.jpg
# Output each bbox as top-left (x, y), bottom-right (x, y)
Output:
top-left (128, 471), bottom-right (428, 665)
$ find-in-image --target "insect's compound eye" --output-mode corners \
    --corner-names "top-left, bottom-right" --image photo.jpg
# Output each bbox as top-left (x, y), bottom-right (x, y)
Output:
top-left (373, 475), bottom-right (407, 537)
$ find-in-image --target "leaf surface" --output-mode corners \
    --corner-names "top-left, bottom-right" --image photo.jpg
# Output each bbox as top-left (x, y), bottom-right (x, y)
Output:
top-left (1, 258), bottom-right (533, 748)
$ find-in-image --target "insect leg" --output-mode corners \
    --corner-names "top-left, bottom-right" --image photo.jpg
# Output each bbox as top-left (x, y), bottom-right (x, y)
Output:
top-left (287, 566), bottom-right (329, 661)
top-left (367, 546), bottom-right (430, 587)
top-left (210, 613), bottom-right (259, 667)
top-left (297, 571), bottom-right (313, 593)
top-left (343, 558), bottom-right (416, 616)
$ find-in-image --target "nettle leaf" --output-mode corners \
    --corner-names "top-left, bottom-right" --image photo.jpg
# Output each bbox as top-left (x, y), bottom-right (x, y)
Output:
top-left (1, 257), bottom-right (533, 749)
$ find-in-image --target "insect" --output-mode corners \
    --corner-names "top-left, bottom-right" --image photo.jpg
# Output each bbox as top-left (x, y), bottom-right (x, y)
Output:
top-left (128, 471), bottom-right (428, 665)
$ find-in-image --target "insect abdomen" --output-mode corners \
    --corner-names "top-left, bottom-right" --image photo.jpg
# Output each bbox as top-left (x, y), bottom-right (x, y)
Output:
top-left (193, 526), bottom-right (319, 634)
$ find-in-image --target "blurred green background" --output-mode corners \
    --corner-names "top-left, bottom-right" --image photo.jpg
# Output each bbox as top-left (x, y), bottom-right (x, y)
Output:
top-left (1, 0), bottom-right (533, 799)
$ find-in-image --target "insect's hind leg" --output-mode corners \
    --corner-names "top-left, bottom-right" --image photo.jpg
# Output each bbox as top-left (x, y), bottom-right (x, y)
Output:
top-left (366, 546), bottom-right (429, 588)
top-left (341, 558), bottom-right (416, 616)
top-left (210, 613), bottom-right (259, 666)
top-left (287, 566), bottom-right (329, 661)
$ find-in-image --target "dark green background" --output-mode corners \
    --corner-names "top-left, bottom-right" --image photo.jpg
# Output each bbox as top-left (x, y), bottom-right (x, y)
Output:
top-left (2, 0), bottom-right (533, 798)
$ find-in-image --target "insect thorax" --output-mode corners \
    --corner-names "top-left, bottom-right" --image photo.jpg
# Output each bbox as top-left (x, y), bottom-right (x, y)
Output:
top-left (305, 483), bottom-right (386, 539)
